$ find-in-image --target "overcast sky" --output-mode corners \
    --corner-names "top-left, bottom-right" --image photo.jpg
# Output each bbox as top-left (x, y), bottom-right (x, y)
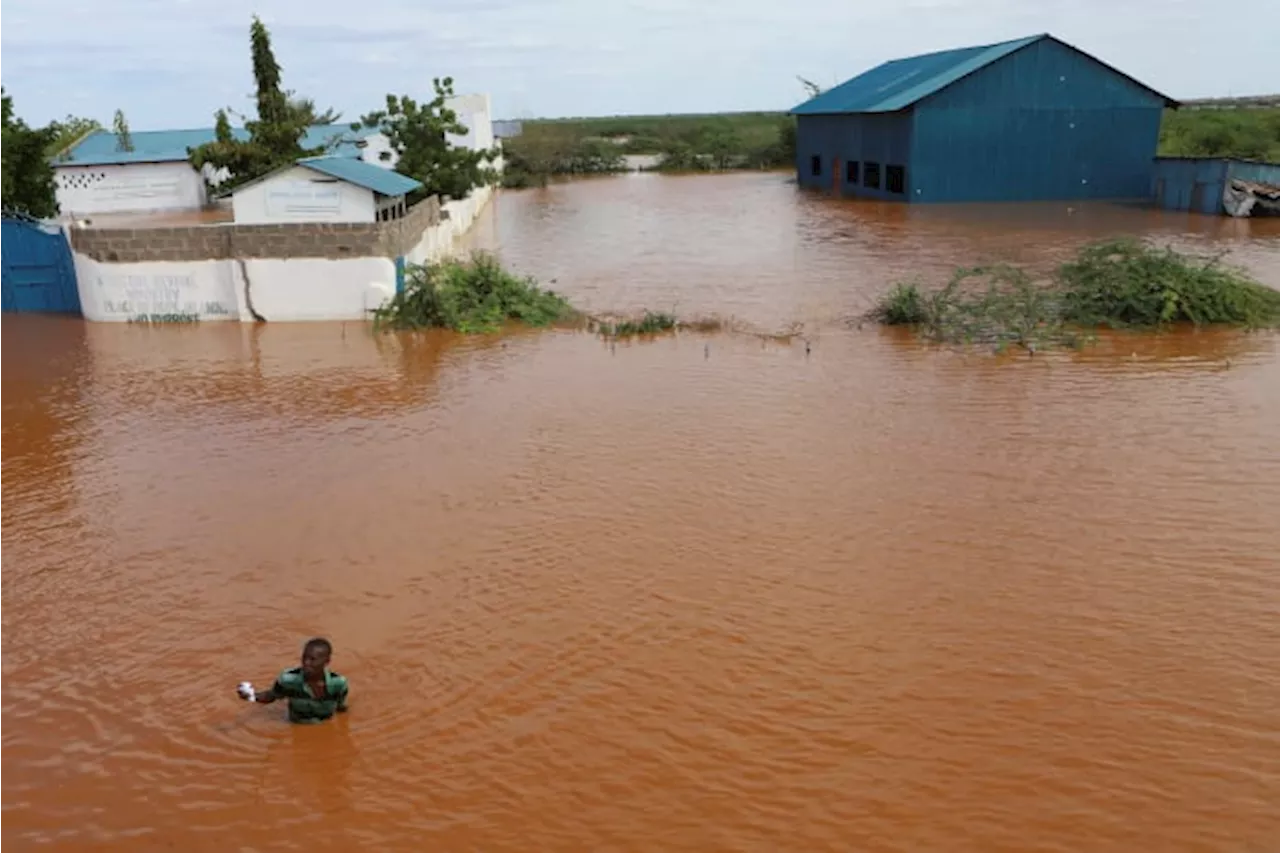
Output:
top-left (2, 0), bottom-right (1277, 130)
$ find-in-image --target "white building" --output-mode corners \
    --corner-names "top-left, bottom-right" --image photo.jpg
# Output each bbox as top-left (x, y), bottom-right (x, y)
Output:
top-left (230, 156), bottom-right (422, 225)
top-left (53, 94), bottom-right (497, 219)
top-left (51, 125), bottom-right (371, 219)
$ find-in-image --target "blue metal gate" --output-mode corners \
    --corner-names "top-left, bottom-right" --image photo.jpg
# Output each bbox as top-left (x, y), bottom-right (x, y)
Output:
top-left (2, 216), bottom-right (82, 314)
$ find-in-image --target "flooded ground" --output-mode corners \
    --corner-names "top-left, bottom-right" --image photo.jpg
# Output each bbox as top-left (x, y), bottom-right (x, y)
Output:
top-left (4, 173), bottom-right (1280, 851)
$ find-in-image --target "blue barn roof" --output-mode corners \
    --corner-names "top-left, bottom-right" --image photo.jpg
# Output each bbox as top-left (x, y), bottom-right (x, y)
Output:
top-left (54, 125), bottom-right (375, 166)
top-left (791, 34), bottom-right (1178, 115)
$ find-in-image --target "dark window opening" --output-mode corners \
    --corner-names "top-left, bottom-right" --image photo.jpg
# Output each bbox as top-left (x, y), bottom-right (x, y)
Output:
top-left (863, 162), bottom-right (881, 190)
top-left (886, 165), bottom-right (905, 195)
top-left (845, 161), bottom-right (859, 184)
top-left (810, 155), bottom-right (821, 177)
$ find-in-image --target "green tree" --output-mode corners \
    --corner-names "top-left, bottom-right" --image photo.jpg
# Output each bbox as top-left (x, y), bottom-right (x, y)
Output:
top-left (47, 115), bottom-right (101, 159)
top-left (354, 77), bottom-right (498, 201)
top-left (1, 88), bottom-right (59, 217)
top-left (113, 109), bottom-right (134, 152)
top-left (188, 16), bottom-right (322, 190)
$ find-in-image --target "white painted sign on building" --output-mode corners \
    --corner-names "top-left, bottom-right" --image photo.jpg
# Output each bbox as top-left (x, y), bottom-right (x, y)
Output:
top-left (265, 181), bottom-right (344, 218)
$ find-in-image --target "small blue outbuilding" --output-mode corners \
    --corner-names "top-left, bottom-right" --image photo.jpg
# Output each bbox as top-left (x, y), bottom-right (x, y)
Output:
top-left (791, 34), bottom-right (1178, 203)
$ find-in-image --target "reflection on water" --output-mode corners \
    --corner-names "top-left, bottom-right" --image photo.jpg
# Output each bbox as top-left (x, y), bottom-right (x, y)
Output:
top-left (4, 174), bottom-right (1280, 852)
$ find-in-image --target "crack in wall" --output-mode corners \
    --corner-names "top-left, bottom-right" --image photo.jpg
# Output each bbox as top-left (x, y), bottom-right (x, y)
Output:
top-left (236, 257), bottom-right (266, 322)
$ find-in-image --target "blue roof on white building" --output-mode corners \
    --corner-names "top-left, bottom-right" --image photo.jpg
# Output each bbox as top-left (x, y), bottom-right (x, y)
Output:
top-left (54, 124), bottom-right (375, 166)
top-left (293, 156), bottom-right (422, 196)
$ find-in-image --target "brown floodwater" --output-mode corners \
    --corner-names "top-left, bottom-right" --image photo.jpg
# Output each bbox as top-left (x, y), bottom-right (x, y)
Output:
top-left (4, 173), bottom-right (1280, 852)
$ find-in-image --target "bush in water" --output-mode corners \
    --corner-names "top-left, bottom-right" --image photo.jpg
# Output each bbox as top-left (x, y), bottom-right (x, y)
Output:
top-left (869, 238), bottom-right (1280, 351)
top-left (373, 252), bottom-right (574, 334)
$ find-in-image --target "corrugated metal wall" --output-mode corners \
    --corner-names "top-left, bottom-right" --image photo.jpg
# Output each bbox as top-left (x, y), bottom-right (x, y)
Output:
top-left (1227, 160), bottom-right (1280, 186)
top-left (797, 37), bottom-right (1167, 203)
top-left (1151, 158), bottom-right (1229, 214)
top-left (910, 38), bottom-right (1165, 202)
top-left (1153, 158), bottom-right (1280, 214)
top-left (794, 113), bottom-right (912, 200)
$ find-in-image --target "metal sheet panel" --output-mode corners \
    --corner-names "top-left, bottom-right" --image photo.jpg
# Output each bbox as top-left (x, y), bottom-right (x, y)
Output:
top-left (1, 218), bottom-right (82, 315)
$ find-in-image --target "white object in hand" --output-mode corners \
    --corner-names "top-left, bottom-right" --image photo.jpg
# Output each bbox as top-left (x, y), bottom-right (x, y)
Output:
top-left (237, 681), bottom-right (256, 702)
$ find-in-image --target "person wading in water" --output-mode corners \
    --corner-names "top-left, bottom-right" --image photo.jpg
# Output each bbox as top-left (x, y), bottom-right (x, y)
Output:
top-left (238, 637), bottom-right (349, 724)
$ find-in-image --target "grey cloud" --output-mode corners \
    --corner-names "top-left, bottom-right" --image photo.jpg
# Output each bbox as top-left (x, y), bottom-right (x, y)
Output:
top-left (1, 0), bottom-right (1276, 128)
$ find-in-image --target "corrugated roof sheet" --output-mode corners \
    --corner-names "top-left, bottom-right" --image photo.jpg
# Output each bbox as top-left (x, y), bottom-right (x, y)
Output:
top-left (55, 125), bottom-right (373, 166)
top-left (295, 156), bottom-right (423, 196)
top-left (790, 34), bottom-right (1176, 115)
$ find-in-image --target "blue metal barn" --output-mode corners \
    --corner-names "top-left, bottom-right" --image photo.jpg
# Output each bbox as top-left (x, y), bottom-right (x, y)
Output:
top-left (791, 34), bottom-right (1178, 203)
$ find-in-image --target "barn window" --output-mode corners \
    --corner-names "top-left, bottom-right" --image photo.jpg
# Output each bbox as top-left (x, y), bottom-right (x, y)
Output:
top-left (863, 162), bottom-right (881, 189)
top-left (810, 155), bottom-right (821, 177)
top-left (886, 165), bottom-right (905, 195)
top-left (845, 161), bottom-right (859, 184)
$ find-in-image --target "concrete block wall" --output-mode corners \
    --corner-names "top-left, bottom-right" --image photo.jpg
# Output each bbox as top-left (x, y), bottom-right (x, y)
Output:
top-left (69, 196), bottom-right (442, 264)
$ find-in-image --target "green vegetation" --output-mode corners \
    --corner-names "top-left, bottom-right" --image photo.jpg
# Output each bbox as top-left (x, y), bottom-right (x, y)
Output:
top-left (373, 252), bottom-right (573, 333)
top-left (2, 89), bottom-right (59, 217)
top-left (373, 255), bottom-right (728, 341)
top-left (592, 311), bottom-right (678, 337)
top-left (501, 111), bottom-right (796, 186)
top-left (188, 16), bottom-right (329, 191)
top-left (112, 109), bottom-right (134, 153)
top-left (47, 115), bottom-right (101, 159)
top-left (1158, 107), bottom-right (1280, 160)
top-left (353, 80), bottom-right (499, 202)
top-left (871, 239), bottom-right (1280, 351)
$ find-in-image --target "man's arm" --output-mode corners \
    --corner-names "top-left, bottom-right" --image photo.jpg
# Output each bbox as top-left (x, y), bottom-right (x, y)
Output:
top-left (255, 683), bottom-right (282, 704)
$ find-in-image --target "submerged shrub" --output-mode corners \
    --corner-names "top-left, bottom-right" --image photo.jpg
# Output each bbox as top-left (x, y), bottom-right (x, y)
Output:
top-left (373, 252), bottom-right (574, 333)
top-left (871, 283), bottom-right (929, 325)
top-left (869, 238), bottom-right (1280, 350)
top-left (1057, 238), bottom-right (1280, 329)
top-left (594, 311), bottom-right (678, 338)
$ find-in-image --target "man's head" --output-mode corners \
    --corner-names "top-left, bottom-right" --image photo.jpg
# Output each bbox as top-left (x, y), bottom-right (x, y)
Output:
top-left (301, 637), bottom-right (332, 677)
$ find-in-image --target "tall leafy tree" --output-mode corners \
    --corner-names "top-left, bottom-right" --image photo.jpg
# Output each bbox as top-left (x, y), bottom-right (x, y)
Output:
top-left (188, 16), bottom-right (322, 189)
top-left (1, 88), bottom-right (59, 217)
top-left (354, 77), bottom-right (498, 201)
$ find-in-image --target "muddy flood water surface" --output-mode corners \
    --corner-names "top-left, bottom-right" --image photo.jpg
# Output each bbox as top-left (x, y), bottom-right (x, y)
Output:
top-left (4, 173), bottom-right (1280, 851)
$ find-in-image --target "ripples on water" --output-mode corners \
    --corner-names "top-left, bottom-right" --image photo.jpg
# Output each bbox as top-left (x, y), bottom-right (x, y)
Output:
top-left (4, 174), bottom-right (1280, 851)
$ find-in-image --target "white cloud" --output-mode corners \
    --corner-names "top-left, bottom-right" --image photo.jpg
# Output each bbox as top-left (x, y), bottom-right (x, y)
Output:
top-left (1, 0), bottom-right (1276, 129)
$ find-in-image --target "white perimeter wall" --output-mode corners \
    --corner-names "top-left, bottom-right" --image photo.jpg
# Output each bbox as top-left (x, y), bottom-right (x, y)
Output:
top-left (404, 183), bottom-right (496, 266)
top-left (232, 166), bottom-right (377, 225)
top-left (72, 253), bottom-right (396, 323)
top-left (55, 162), bottom-right (208, 217)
